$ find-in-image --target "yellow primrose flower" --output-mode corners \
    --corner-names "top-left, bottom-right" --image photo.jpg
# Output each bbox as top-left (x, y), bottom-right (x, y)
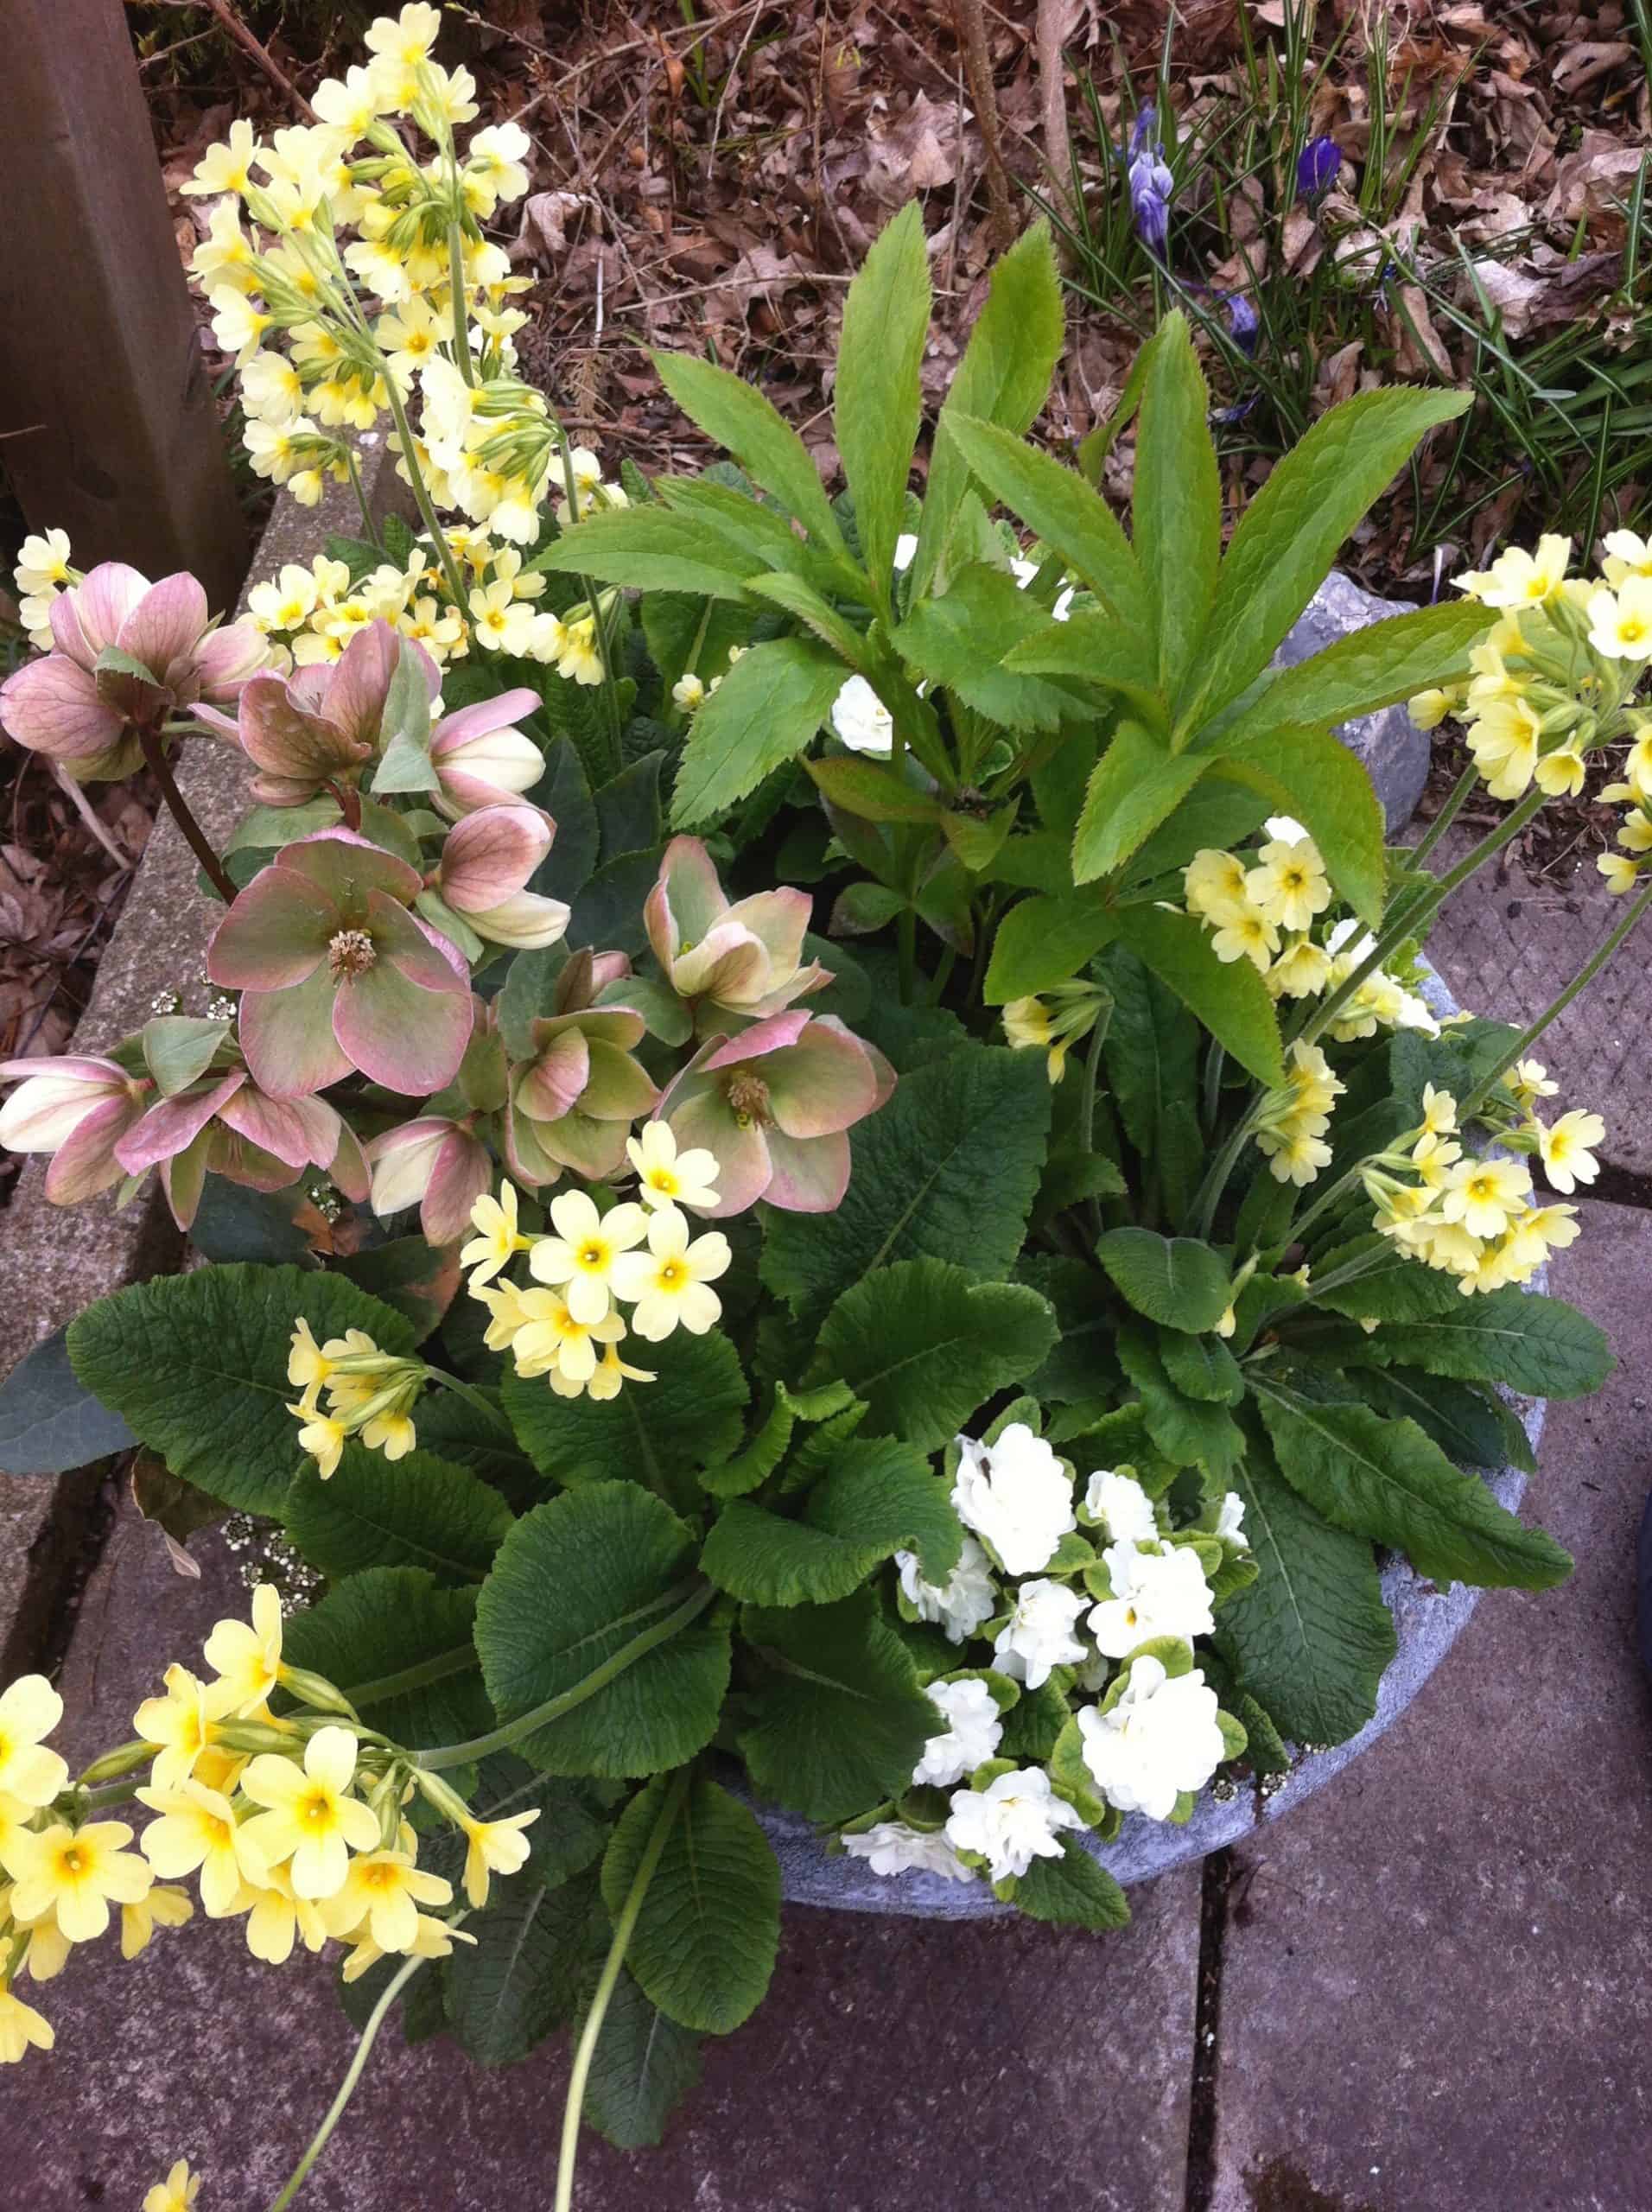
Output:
top-left (1602, 528), bottom-right (1652, 587)
top-left (1534, 744), bottom-right (1587, 798)
top-left (202, 1582), bottom-right (284, 1717)
top-left (1537, 1109), bottom-right (1605, 1195)
top-left (2, 1820), bottom-right (151, 1943)
top-left (1598, 849), bottom-right (1642, 893)
top-left (143, 2159), bottom-right (200, 2212)
top-left (509, 1292), bottom-right (626, 1386)
top-left (672, 673), bottom-right (707, 712)
top-left (470, 1277), bottom-right (537, 1353)
top-left (1439, 1157), bottom-right (1533, 1239)
top-left (340, 1908), bottom-right (472, 1983)
top-left (1458, 535), bottom-right (1570, 608)
top-left (289, 1402), bottom-right (347, 1480)
top-left (1409, 1131), bottom-right (1462, 1191)
top-left (461, 1182), bottom-right (532, 1287)
top-left (238, 1726), bottom-right (378, 1901)
top-left (1245, 836), bottom-right (1331, 933)
top-left (1267, 937), bottom-right (1332, 1000)
top-left (528, 1192), bottom-right (649, 1325)
top-left (626, 1120), bottom-right (721, 1213)
top-left (0, 1982), bottom-right (54, 2065)
top-left (1421, 1084), bottom-right (1459, 1135)
top-left (1503, 1060), bottom-right (1557, 1111)
top-left (181, 118), bottom-right (258, 198)
top-left (120, 1883), bottom-right (193, 1961)
top-left (134, 1665), bottom-right (238, 1794)
top-left (137, 1779), bottom-right (265, 1918)
top-left (556, 615), bottom-right (604, 687)
top-left (461, 1808), bottom-right (541, 1909)
top-left (360, 1406), bottom-right (417, 1459)
top-left (319, 1848), bottom-right (454, 1955)
top-left (1465, 695), bottom-right (1542, 800)
top-left (1261, 1130), bottom-right (1332, 1186)
top-left (1585, 577), bottom-right (1652, 662)
top-left (241, 1866), bottom-right (328, 1966)
top-left (0, 1675), bottom-right (68, 1808)
top-left (587, 1340), bottom-right (657, 1402)
top-left (610, 1205), bottom-right (732, 1342)
top-left (1407, 687), bottom-right (1456, 731)
top-left (1210, 906), bottom-right (1280, 973)
top-left (248, 563), bottom-right (321, 632)
top-left (14, 529), bottom-right (73, 596)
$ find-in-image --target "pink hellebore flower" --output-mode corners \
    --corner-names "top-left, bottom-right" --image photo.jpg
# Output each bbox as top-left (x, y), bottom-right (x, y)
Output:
top-left (658, 1010), bottom-right (894, 1216)
top-left (505, 1007), bottom-right (659, 1185)
top-left (645, 837), bottom-right (829, 1023)
top-left (0, 563), bottom-right (264, 779)
top-left (365, 1116), bottom-right (494, 1244)
top-left (220, 619), bottom-right (439, 805)
top-left (0, 1055), bottom-right (152, 1203)
top-left (435, 804), bottom-right (569, 951)
top-left (429, 689), bottom-right (545, 819)
top-left (206, 830), bottom-right (473, 1099)
top-left (114, 1069), bottom-right (369, 1230)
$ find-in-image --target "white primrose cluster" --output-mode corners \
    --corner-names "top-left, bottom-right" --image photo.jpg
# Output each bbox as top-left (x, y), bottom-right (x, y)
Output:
top-left (843, 1424), bottom-right (1250, 1888)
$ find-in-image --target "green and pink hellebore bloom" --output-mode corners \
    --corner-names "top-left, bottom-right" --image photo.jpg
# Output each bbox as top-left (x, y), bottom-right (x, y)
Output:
top-left (0, 563), bottom-right (265, 778)
top-left (219, 620), bottom-right (440, 805)
top-left (645, 835), bottom-right (829, 1025)
top-left (206, 830), bottom-right (474, 1098)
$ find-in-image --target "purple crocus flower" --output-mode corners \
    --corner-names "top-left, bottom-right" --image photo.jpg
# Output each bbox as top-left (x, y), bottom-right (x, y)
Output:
top-left (1296, 137), bottom-right (1342, 203)
top-left (1126, 109), bottom-right (1174, 262)
top-left (1224, 292), bottom-right (1260, 355)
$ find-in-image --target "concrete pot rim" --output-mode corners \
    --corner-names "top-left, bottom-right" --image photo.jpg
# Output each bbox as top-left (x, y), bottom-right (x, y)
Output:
top-left (758, 963), bottom-right (1548, 1916)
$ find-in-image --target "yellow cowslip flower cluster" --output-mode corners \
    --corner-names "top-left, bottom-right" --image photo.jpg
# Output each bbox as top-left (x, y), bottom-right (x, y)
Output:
top-left (179, 7), bottom-right (559, 533)
top-left (1001, 979), bottom-right (1111, 1083)
top-left (286, 1320), bottom-right (430, 1478)
top-left (1253, 1040), bottom-right (1346, 1186)
top-left (0, 1581), bottom-right (545, 2069)
top-left (1597, 722), bottom-right (1652, 897)
top-left (1360, 1077), bottom-right (1587, 1295)
top-left (244, 524), bottom-right (619, 680)
top-left (10, 529), bottom-right (78, 652)
top-left (461, 1132), bottom-right (729, 1401)
top-left (1410, 534), bottom-right (1652, 880)
top-left (1183, 820), bottom-right (1439, 1035)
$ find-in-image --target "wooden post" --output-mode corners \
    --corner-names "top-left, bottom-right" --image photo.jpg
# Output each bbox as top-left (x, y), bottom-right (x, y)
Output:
top-left (0, 0), bottom-right (246, 607)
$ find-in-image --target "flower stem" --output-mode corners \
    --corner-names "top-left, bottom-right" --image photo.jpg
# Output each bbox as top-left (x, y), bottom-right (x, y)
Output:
top-left (1459, 870), bottom-right (1652, 1121)
top-left (343, 448), bottom-right (384, 555)
top-left (447, 218), bottom-right (476, 388)
top-left (415, 1580), bottom-right (715, 1771)
top-left (1408, 761), bottom-right (1477, 867)
top-left (548, 414), bottom-right (626, 779)
top-left (380, 372), bottom-right (472, 620)
top-left (138, 723), bottom-right (238, 902)
top-left (556, 1770), bottom-right (688, 2212)
top-left (267, 1952), bottom-right (429, 2211)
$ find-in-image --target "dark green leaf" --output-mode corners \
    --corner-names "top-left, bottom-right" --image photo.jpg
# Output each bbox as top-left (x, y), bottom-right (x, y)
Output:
top-left (501, 1329), bottom-right (747, 1510)
top-left (1096, 1228), bottom-right (1231, 1333)
top-left (446, 1869), bottom-right (602, 2066)
top-left (1355, 1288), bottom-right (1611, 1401)
top-left (701, 1434), bottom-right (960, 1604)
top-left (284, 1445), bottom-right (511, 1583)
top-left (1009, 1835), bottom-right (1130, 1930)
top-left (283, 1567), bottom-right (489, 1748)
top-left (0, 1326), bottom-right (136, 1476)
top-left (579, 1966), bottom-right (702, 2148)
top-left (671, 636), bottom-right (849, 826)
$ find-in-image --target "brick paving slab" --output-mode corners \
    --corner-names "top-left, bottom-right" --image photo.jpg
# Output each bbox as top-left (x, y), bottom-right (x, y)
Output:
top-left (1, 1508), bottom-right (1201, 2212)
top-left (1206, 1198), bottom-right (1652, 2212)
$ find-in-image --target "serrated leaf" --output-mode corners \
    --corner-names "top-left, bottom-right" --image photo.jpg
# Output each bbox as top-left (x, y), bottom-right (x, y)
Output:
top-left (1072, 724), bottom-right (1208, 884)
top-left (1213, 1453), bottom-right (1396, 1744)
top-left (759, 1046), bottom-right (1051, 1324)
top-left (601, 1774), bottom-right (779, 2035)
top-left (651, 350), bottom-right (848, 555)
top-left (1009, 1834), bottom-right (1130, 1930)
top-left (0, 1326), bottom-right (137, 1476)
top-left (1252, 1382), bottom-right (1571, 1590)
top-left (284, 1445), bottom-right (511, 1584)
top-left (812, 1258), bottom-right (1058, 1452)
top-left (737, 1590), bottom-right (936, 1821)
top-left (1096, 1228), bottom-right (1231, 1333)
top-left (1133, 312), bottom-right (1220, 698)
top-left (283, 1567), bottom-right (490, 1748)
top-left (447, 1868), bottom-right (602, 2066)
top-left (1159, 1330), bottom-right (1245, 1405)
top-left (892, 564), bottom-right (1078, 732)
top-left (1115, 1323), bottom-right (1243, 1473)
top-left (671, 636), bottom-right (848, 825)
top-left (1176, 385), bottom-right (1471, 730)
top-left (474, 1484), bottom-right (729, 1777)
top-left (1000, 613), bottom-right (1166, 719)
top-left (67, 1264), bottom-right (414, 1515)
top-left (983, 894), bottom-right (1118, 1002)
top-left (1206, 722), bottom-right (1387, 930)
top-left (579, 1965), bottom-right (702, 2148)
top-left (701, 1435), bottom-right (960, 1604)
top-left (1221, 598), bottom-right (1493, 743)
top-left (501, 1330), bottom-right (747, 1511)
top-left (836, 201), bottom-right (930, 605)
top-left (1109, 903), bottom-right (1285, 1089)
top-left (942, 413), bottom-right (1153, 638)
top-left (912, 221), bottom-right (1064, 598)
top-left (1354, 1288), bottom-right (1611, 1401)
top-left (805, 753), bottom-right (944, 823)
top-left (531, 506), bottom-right (756, 598)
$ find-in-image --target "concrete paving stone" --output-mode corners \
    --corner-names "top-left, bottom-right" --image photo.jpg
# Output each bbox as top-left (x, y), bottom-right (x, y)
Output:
top-left (1207, 1198), bottom-right (1652, 2212)
top-left (0, 1503), bottom-right (1202, 2211)
top-left (0, 446), bottom-right (409, 1675)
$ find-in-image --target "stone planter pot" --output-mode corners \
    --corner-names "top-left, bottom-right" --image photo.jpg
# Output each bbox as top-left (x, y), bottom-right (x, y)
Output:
top-left (759, 966), bottom-right (1547, 1916)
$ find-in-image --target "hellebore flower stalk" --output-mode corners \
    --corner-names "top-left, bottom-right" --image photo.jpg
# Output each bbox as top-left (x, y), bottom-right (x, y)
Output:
top-left (658, 1009), bottom-right (894, 1215)
top-left (206, 830), bottom-right (473, 1097)
top-left (0, 563), bottom-right (265, 780)
top-left (645, 836), bottom-right (829, 1027)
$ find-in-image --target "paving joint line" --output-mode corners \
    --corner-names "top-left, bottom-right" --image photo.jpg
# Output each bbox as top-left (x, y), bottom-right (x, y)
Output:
top-left (1183, 1844), bottom-right (1233, 2212)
